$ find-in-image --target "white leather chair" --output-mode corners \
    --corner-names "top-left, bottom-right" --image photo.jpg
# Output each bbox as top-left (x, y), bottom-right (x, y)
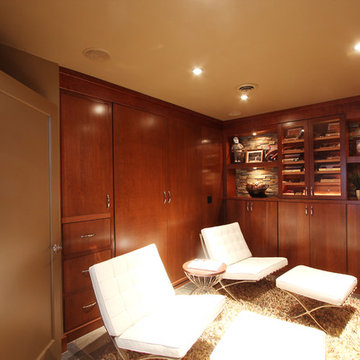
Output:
top-left (200, 222), bottom-right (288, 299)
top-left (89, 244), bottom-right (225, 360)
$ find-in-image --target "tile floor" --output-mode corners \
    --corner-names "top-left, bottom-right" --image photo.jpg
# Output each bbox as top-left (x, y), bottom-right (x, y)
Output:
top-left (61, 282), bottom-right (196, 359)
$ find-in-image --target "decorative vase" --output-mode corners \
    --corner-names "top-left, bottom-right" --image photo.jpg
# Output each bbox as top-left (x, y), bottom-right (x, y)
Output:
top-left (356, 189), bottom-right (360, 200)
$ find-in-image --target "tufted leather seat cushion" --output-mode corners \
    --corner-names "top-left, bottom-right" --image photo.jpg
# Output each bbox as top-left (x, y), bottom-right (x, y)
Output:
top-left (276, 265), bottom-right (357, 306)
top-left (201, 222), bottom-right (252, 264)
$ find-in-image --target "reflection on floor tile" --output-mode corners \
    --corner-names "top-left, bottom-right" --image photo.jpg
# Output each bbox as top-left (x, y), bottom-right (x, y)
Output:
top-left (61, 282), bottom-right (194, 360)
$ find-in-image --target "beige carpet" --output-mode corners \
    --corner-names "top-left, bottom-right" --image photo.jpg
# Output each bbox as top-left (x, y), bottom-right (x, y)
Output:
top-left (82, 279), bottom-right (360, 360)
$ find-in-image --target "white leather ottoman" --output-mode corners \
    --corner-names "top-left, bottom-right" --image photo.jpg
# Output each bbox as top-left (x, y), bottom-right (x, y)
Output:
top-left (210, 311), bottom-right (326, 360)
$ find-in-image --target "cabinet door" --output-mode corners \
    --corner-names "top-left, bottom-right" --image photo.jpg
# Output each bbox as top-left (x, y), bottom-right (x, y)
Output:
top-left (113, 104), bottom-right (168, 261)
top-left (166, 118), bottom-right (202, 282)
top-left (278, 202), bottom-right (310, 267)
top-left (248, 201), bottom-right (278, 256)
top-left (310, 203), bottom-right (346, 273)
top-left (309, 118), bottom-right (345, 199)
top-left (279, 121), bottom-right (309, 198)
top-left (61, 92), bottom-right (113, 218)
top-left (347, 204), bottom-right (360, 284)
top-left (226, 199), bottom-right (247, 236)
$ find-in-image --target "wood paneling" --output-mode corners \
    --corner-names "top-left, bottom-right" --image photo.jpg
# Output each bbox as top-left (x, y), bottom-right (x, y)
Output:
top-left (347, 204), bottom-right (360, 284)
top-left (278, 202), bottom-right (310, 267)
top-left (60, 92), bottom-right (113, 218)
top-left (113, 104), bottom-right (168, 261)
top-left (310, 203), bottom-right (346, 273)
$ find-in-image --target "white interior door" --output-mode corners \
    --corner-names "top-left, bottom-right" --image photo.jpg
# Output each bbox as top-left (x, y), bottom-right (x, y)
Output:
top-left (0, 71), bottom-right (61, 359)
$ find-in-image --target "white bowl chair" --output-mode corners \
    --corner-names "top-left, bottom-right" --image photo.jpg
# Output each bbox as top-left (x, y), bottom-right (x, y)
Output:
top-left (89, 244), bottom-right (225, 360)
top-left (200, 222), bottom-right (288, 301)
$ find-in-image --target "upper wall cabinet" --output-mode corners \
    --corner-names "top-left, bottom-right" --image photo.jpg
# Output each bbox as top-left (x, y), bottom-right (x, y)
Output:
top-left (61, 92), bottom-right (114, 218)
top-left (279, 116), bottom-right (346, 199)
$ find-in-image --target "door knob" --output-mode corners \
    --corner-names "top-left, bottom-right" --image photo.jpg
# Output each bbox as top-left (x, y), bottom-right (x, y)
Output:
top-left (52, 244), bottom-right (62, 254)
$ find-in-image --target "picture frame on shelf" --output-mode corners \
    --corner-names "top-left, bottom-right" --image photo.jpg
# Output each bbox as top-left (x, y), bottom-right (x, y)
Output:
top-left (246, 150), bottom-right (263, 163)
top-left (356, 139), bottom-right (360, 155)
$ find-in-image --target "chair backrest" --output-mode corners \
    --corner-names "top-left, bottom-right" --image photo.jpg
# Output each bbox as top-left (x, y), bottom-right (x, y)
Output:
top-left (89, 244), bottom-right (175, 337)
top-left (201, 222), bottom-right (252, 265)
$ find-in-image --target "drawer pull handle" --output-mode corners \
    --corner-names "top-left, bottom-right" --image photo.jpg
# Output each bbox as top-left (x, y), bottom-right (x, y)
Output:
top-left (82, 301), bottom-right (97, 310)
top-left (81, 269), bottom-right (89, 274)
top-left (80, 233), bottom-right (96, 238)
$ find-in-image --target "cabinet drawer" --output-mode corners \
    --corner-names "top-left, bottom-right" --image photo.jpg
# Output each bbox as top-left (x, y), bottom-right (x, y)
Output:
top-left (64, 289), bottom-right (101, 332)
top-left (63, 250), bottom-right (112, 294)
top-left (62, 218), bottom-right (111, 256)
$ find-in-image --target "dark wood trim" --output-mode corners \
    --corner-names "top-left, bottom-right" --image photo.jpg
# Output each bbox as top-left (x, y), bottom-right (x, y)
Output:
top-left (223, 96), bottom-right (360, 131)
top-left (59, 67), bottom-right (222, 128)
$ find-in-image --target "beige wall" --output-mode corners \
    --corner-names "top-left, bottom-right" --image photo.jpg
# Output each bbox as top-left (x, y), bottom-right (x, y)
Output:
top-left (0, 43), bottom-right (59, 106)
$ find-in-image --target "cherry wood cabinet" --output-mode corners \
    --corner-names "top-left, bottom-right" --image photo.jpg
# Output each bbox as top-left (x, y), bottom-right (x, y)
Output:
top-left (113, 105), bottom-right (168, 261)
top-left (278, 202), bottom-right (310, 266)
top-left (60, 91), bottom-right (114, 344)
top-left (347, 204), bottom-right (360, 284)
top-left (226, 199), bottom-right (278, 256)
top-left (279, 117), bottom-right (346, 199)
top-left (278, 201), bottom-right (346, 273)
top-left (60, 92), bottom-right (113, 219)
top-left (113, 104), bottom-right (204, 283)
top-left (59, 68), bottom-right (223, 346)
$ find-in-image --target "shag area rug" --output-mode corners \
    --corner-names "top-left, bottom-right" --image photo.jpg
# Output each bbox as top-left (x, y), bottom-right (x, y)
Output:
top-left (82, 278), bottom-right (360, 360)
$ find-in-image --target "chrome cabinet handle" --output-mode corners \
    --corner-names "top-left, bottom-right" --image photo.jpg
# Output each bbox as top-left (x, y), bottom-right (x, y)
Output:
top-left (310, 187), bottom-right (313, 196)
top-left (82, 301), bottom-right (96, 310)
top-left (246, 202), bottom-right (249, 212)
top-left (305, 206), bottom-right (308, 215)
top-left (80, 233), bottom-right (96, 238)
top-left (52, 244), bottom-right (62, 254)
top-left (310, 205), bottom-right (313, 216)
top-left (106, 194), bottom-right (111, 208)
top-left (81, 269), bottom-right (89, 274)
top-left (250, 202), bottom-right (253, 212)
top-left (163, 191), bottom-right (167, 204)
top-left (305, 187), bottom-right (308, 196)
top-left (168, 190), bottom-right (172, 203)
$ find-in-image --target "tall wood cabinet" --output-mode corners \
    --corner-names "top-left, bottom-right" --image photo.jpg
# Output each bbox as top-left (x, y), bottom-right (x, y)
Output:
top-left (59, 68), bottom-right (223, 346)
top-left (113, 104), bottom-right (202, 282)
top-left (60, 91), bottom-right (114, 343)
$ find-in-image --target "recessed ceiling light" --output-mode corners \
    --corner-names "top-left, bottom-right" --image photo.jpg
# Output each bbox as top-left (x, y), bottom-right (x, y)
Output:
top-left (192, 67), bottom-right (203, 76)
top-left (354, 42), bottom-right (360, 52)
top-left (237, 83), bottom-right (258, 101)
top-left (83, 48), bottom-right (110, 61)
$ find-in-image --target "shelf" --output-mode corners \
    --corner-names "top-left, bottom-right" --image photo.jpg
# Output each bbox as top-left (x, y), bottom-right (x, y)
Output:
top-left (314, 182), bottom-right (340, 186)
top-left (347, 156), bottom-right (360, 163)
top-left (227, 161), bottom-right (278, 169)
top-left (314, 146), bottom-right (340, 152)
top-left (314, 170), bottom-right (341, 174)
top-left (314, 135), bottom-right (340, 141)
top-left (283, 149), bottom-right (304, 154)
top-left (314, 158), bottom-right (340, 163)
top-left (282, 182), bottom-right (305, 186)
top-left (282, 171), bottom-right (305, 175)
top-left (282, 160), bottom-right (305, 165)
top-left (282, 139), bottom-right (304, 144)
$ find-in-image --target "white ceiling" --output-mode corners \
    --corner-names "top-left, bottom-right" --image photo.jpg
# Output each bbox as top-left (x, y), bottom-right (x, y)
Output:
top-left (1, 0), bottom-right (360, 120)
